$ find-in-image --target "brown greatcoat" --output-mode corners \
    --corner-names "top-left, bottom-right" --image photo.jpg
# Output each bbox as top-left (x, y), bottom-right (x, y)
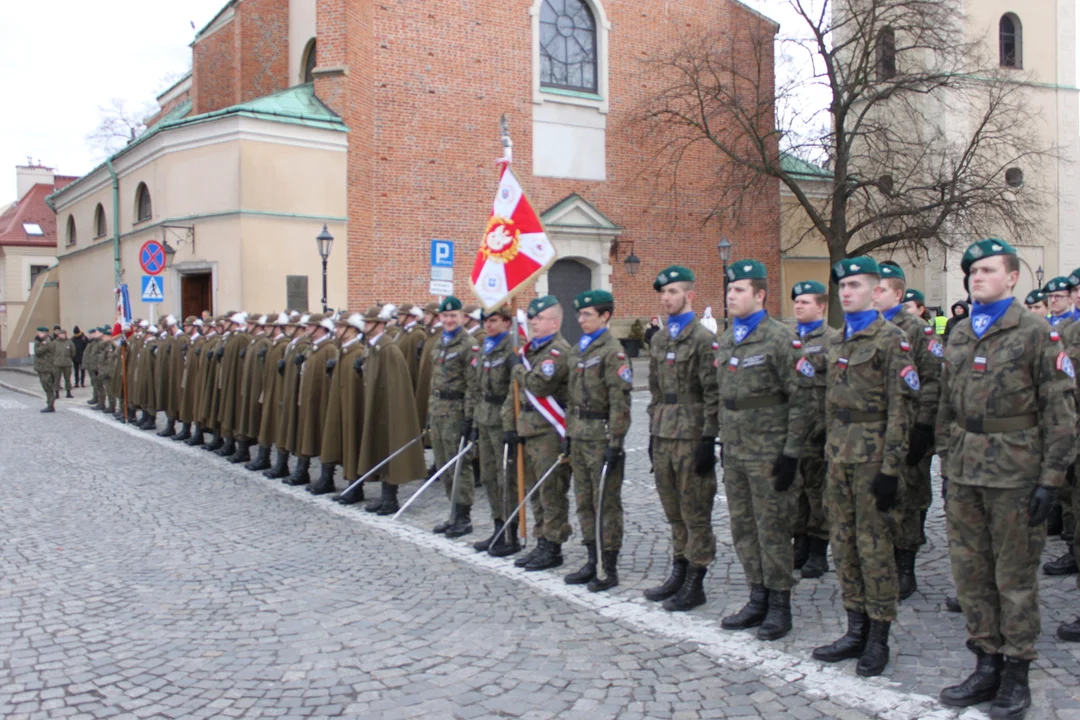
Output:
top-left (414, 323), bottom-right (440, 429)
top-left (257, 331), bottom-right (291, 447)
top-left (127, 334), bottom-right (146, 407)
top-left (358, 334), bottom-right (426, 485)
top-left (217, 330), bottom-right (253, 437)
top-left (135, 335), bottom-right (160, 412)
top-left (394, 321), bottom-right (425, 388)
top-left (200, 333), bottom-right (225, 429)
top-left (180, 334), bottom-right (208, 424)
top-left (278, 335), bottom-right (313, 452)
top-left (321, 335), bottom-right (366, 480)
top-left (166, 331), bottom-right (190, 419)
top-left (296, 333), bottom-right (340, 458)
top-left (238, 330), bottom-right (272, 440)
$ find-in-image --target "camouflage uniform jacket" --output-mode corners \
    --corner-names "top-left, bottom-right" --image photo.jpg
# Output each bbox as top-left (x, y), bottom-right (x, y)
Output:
top-left (1061, 320), bottom-right (1080, 462)
top-left (54, 339), bottom-right (74, 369)
top-left (473, 333), bottom-right (513, 428)
top-left (429, 329), bottom-right (479, 419)
top-left (565, 330), bottom-right (632, 447)
top-left (716, 315), bottom-right (812, 461)
top-left (647, 317), bottom-right (719, 440)
top-left (33, 337), bottom-right (56, 373)
top-left (502, 334), bottom-right (571, 437)
top-left (888, 310), bottom-right (942, 427)
top-left (799, 322), bottom-right (842, 453)
top-left (824, 314), bottom-right (914, 476)
top-left (936, 302), bottom-right (1076, 489)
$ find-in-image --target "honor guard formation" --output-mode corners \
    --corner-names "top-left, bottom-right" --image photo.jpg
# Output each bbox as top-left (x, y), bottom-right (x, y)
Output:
top-left (36, 238), bottom-right (1080, 720)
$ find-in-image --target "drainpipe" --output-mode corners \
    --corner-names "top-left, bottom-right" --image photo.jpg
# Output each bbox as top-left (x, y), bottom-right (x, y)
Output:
top-left (106, 159), bottom-right (121, 287)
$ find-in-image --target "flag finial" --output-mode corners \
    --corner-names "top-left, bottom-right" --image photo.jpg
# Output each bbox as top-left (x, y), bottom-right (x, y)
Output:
top-left (498, 114), bottom-right (513, 165)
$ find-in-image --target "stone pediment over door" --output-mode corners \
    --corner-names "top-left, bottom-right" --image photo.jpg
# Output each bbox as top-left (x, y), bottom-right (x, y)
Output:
top-left (536, 194), bottom-right (622, 296)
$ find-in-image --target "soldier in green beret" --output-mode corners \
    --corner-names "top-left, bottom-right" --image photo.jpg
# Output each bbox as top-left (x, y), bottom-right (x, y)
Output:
top-left (812, 255), bottom-right (916, 677)
top-left (1044, 276), bottom-right (1074, 328)
top-left (936, 239), bottom-right (1076, 715)
top-left (641, 266), bottom-right (720, 612)
top-left (563, 289), bottom-right (632, 592)
top-left (874, 262), bottom-right (942, 601)
top-left (902, 289), bottom-right (927, 319)
top-left (714, 260), bottom-right (812, 639)
top-left (33, 326), bottom-right (58, 412)
top-left (54, 328), bottom-right (75, 399)
top-left (790, 280), bottom-right (840, 580)
top-left (1023, 290), bottom-right (1047, 316)
top-left (82, 327), bottom-right (102, 407)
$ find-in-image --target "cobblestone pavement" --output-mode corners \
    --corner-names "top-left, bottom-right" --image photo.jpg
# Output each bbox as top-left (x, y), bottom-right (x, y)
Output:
top-left (1, 380), bottom-right (1079, 719)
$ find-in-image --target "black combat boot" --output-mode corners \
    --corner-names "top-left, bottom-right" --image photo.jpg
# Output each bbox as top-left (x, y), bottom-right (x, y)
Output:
top-left (793, 534), bottom-right (810, 570)
top-left (757, 589), bottom-right (792, 640)
top-left (663, 564), bottom-right (707, 612)
top-left (587, 551), bottom-right (619, 592)
top-left (376, 484), bottom-right (399, 515)
top-left (896, 548), bottom-right (918, 600)
top-left (214, 436), bottom-right (237, 457)
top-left (721, 584), bottom-right (769, 630)
top-left (525, 540), bottom-right (564, 571)
top-left (855, 619), bottom-right (891, 677)
top-left (989, 658), bottom-right (1031, 719)
top-left (228, 439), bottom-right (252, 464)
top-left (945, 596), bottom-right (963, 613)
top-left (245, 445), bottom-right (272, 471)
top-left (644, 557), bottom-right (689, 602)
top-left (473, 520), bottom-right (504, 553)
top-left (41, 405), bottom-right (55, 413)
top-left (172, 422), bottom-right (191, 442)
top-left (66, 390), bottom-right (73, 399)
top-left (334, 483), bottom-right (365, 505)
top-left (284, 456), bottom-right (311, 486)
top-left (433, 513), bottom-right (453, 534)
top-left (515, 542), bottom-right (544, 568)
top-left (1057, 616), bottom-right (1080, 642)
top-left (564, 543), bottom-right (597, 585)
top-left (489, 522), bottom-right (521, 557)
top-left (157, 418), bottom-right (176, 437)
top-left (137, 411), bottom-right (154, 429)
top-left (364, 483), bottom-right (385, 512)
top-left (307, 463), bottom-right (336, 494)
top-left (263, 450), bottom-right (290, 479)
top-left (203, 431), bottom-right (224, 452)
top-left (93, 402), bottom-right (106, 412)
top-left (1047, 503), bottom-right (1063, 536)
top-left (812, 609), bottom-right (870, 662)
top-left (1043, 546), bottom-right (1078, 576)
top-left (939, 643), bottom-right (1003, 707)
top-left (445, 504), bottom-right (473, 538)
top-left (185, 424), bottom-right (205, 446)
top-left (801, 537), bottom-right (829, 579)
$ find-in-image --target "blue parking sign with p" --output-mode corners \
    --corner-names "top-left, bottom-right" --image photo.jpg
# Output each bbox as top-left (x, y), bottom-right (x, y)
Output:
top-left (431, 239), bottom-right (454, 268)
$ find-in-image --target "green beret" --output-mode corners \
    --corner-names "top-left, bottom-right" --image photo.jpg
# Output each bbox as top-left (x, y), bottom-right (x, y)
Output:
top-left (36, 326), bottom-right (49, 332)
top-left (791, 280), bottom-right (826, 300)
top-left (903, 289), bottom-right (925, 304)
top-left (1045, 277), bottom-right (1072, 293)
top-left (438, 296), bottom-right (463, 312)
top-left (480, 305), bottom-right (511, 321)
top-left (100, 326), bottom-right (111, 333)
top-left (831, 256), bottom-right (880, 282)
top-left (653, 265), bottom-right (695, 292)
top-left (960, 238), bottom-right (1017, 275)
top-left (573, 290), bottom-right (614, 311)
top-left (527, 295), bottom-right (560, 319)
top-left (725, 260), bottom-right (767, 282)
top-left (1068, 269), bottom-right (1080, 287)
top-left (1025, 290), bottom-right (1047, 305)
top-left (879, 262), bottom-right (905, 281)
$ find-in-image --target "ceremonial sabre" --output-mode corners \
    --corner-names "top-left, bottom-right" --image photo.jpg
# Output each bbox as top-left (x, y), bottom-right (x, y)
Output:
top-left (594, 460), bottom-right (611, 582)
top-left (498, 453), bottom-right (565, 545)
top-left (337, 433), bottom-right (424, 499)
top-left (392, 439), bottom-right (476, 519)
top-left (445, 436), bottom-right (469, 525)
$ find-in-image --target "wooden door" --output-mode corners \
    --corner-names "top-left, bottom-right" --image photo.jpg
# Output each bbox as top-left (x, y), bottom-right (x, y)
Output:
top-left (181, 273), bottom-right (212, 319)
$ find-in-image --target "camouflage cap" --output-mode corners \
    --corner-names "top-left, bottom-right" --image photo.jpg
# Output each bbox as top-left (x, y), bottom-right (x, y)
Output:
top-left (653, 265), bottom-right (695, 292)
top-left (903, 288), bottom-right (925, 304)
top-left (878, 262), bottom-right (905, 281)
top-left (725, 260), bottom-right (767, 282)
top-left (791, 280), bottom-right (826, 300)
top-left (438, 296), bottom-right (463, 312)
top-left (527, 295), bottom-right (560, 319)
top-left (573, 289), bottom-right (614, 311)
top-left (1025, 289), bottom-right (1047, 305)
top-left (1045, 277), bottom-right (1072, 293)
top-left (831, 256), bottom-right (880, 283)
top-left (481, 305), bottom-right (511, 321)
top-left (960, 238), bottom-right (1016, 275)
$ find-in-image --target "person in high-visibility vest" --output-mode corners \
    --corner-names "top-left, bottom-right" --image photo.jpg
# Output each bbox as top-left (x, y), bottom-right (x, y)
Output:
top-left (934, 313), bottom-right (947, 335)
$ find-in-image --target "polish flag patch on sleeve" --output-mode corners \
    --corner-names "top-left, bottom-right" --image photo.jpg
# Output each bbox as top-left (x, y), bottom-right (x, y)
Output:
top-left (900, 340), bottom-right (911, 352)
top-left (792, 339), bottom-right (803, 349)
top-left (1050, 331), bottom-right (1061, 343)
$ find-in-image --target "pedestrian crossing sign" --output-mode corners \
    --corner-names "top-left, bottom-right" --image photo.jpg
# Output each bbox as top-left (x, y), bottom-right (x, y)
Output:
top-left (141, 275), bottom-right (164, 303)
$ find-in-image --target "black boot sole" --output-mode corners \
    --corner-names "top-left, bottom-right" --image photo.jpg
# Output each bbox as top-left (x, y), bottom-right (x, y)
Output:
top-left (525, 556), bottom-right (564, 571)
top-left (664, 593), bottom-right (706, 612)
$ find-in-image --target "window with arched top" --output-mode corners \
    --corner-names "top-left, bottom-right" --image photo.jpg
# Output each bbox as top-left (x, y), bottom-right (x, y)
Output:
top-left (93, 203), bottom-right (106, 238)
top-left (66, 215), bottom-right (77, 246)
top-left (876, 26), bottom-right (897, 81)
top-left (1000, 14), bottom-right (1022, 68)
top-left (301, 39), bottom-right (317, 83)
top-left (539, 0), bottom-right (598, 92)
top-left (135, 183), bottom-right (152, 222)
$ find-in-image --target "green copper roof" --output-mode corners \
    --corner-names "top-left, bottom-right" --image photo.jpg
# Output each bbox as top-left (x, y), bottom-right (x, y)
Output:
top-left (780, 152), bottom-right (831, 180)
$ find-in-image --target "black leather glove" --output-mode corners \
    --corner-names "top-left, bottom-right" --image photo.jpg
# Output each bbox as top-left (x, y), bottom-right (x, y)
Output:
top-left (257, 347), bottom-right (268, 360)
top-left (239, 348), bottom-right (247, 359)
top-left (1028, 485), bottom-right (1058, 527)
top-left (871, 472), bottom-right (899, 512)
top-left (905, 423), bottom-right (934, 466)
top-left (462, 418), bottom-right (476, 443)
top-left (504, 430), bottom-right (519, 447)
top-left (353, 357), bottom-right (364, 375)
top-left (694, 436), bottom-right (717, 476)
top-left (560, 436), bottom-right (571, 457)
top-left (604, 446), bottom-right (624, 471)
top-left (772, 454), bottom-right (799, 492)
top-left (325, 358), bottom-right (337, 377)
top-left (294, 353), bottom-right (305, 367)
top-left (506, 352), bottom-right (521, 369)
top-left (216, 346), bottom-right (225, 359)
top-left (277, 359), bottom-right (286, 375)
top-left (151, 346), bottom-right (158, 356)
top-left (941, 477), bottom-right (948, 501)
top-left (194, 348), bottom-right (201, 358)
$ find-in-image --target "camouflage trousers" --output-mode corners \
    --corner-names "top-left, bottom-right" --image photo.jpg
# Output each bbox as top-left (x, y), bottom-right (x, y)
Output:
top-left (477, 422), bottom-right (509, 520)
top-left (571, 440), bottom-right (624, 552)
top-left (654, 438), bottom-right (717, 567)
top-left (827, 462), bottom-right (899, 622)
top-left (38, 370), bottom-right (58, 407)
top-left (794, 452), bottom-right (829, 541)
top-left (724, 456), bottom-right (795, 591)
top-left (1062, 475), bottom-right (1076, 543)
top-left (947, 483), bottom-right (1047, 660)
top-left (58, 367), bottom-right (72, 393)
top-left (522, 432), bottom-right (572, 544)
top-left (895, 454), bottom-right (933, 551)
top-left (431, 408), bottom-right (473, 507)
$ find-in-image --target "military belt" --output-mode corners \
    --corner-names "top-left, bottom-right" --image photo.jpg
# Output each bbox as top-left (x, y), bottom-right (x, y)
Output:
top-left (964, 414), bottom-right (1038, 434)
top-left (433, 389), bottom-right (464, 400)
top-left (835, 408), bottom-right (886, 423)
top-left (663, 392), bottom-right (703, 404)
top-left (573, 407), bottom-right (608, 420)
top-left (483, 392), bottom-right (507, 404)
top-left (723, 393), bottom-right (787, 411)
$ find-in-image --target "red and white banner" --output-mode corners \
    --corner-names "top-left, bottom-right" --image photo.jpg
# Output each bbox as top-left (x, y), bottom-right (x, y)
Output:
top-left (515, 309), bottom-right (566, 438)
top-left (471, 166), bottom-right (556, 310)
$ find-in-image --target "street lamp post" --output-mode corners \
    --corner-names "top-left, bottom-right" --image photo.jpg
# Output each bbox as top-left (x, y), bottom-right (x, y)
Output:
top-left (316, 225), bottom-right (334, 313)
top-left (1036, 265), bottom-right (1045, 288)
top-left (624, 244), bottom-right (641, 276)
top-left (717, 237), bottom-right (733, 330)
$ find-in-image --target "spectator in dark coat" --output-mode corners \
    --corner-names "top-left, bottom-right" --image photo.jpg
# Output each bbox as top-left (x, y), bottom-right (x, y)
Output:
top-left (943, 301), bottom-right (969, 340)
top-left (71, 326), bottom-right (89, 388)
top-left (644, 316), bottom-right (661, 347)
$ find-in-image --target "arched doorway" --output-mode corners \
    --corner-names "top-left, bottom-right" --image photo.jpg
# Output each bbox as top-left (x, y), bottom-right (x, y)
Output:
top-left (548, 258), bottom-right (591, 344)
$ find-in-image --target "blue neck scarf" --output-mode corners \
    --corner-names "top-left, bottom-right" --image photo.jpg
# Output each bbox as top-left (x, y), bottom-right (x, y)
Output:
top-left (882, 305), bottom-right (903, 323)
top-left (579, 327), bottom-right (607, 352)
top-left (844, 309), bottom-right (879, 340)
top-left (441, 327), bottom-right (461, 345)
top-left (530, 333), bottom-right (555, 350)
top-left (797, 319), bottom-right (824, 338)
top-left (1050, 311), bottom-right (1072, 327)
top-left (667, 311), bottom-right (696, 339)
top-left (483, 331), bottom-right (508, 355)
top-left (732, 310), bottom-right (767, 344)
top-left (970, 297), bottom-right (1014, 338)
